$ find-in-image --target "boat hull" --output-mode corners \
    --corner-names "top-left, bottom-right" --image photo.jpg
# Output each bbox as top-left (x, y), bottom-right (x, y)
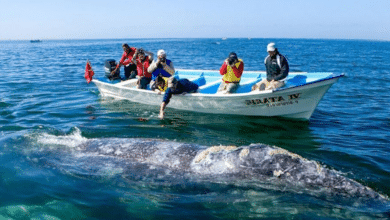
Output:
top-left (92, 74), bottom-right (342, 120)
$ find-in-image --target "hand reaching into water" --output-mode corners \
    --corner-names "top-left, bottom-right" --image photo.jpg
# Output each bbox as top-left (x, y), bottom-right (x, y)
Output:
top-left (158, 111), bottom-right (165, 119)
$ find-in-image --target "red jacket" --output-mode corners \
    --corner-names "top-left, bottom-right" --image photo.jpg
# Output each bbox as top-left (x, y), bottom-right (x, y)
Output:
top-left (117, 47), bottom-right (136, 67)
top-left (136, 56), bottom-right (152, 78)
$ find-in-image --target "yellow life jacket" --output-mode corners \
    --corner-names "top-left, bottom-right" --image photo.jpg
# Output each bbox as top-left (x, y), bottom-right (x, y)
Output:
top-left (222, 59), bottom-right (243, 83)
top-left (157, 77), bottom-right (169, 92)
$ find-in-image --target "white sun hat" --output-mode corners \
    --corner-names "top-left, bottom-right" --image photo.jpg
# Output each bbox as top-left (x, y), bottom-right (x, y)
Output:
top-left (267, 43), bottom-right (276, 52)
top-left (157, 49), bottom-right (166, 57)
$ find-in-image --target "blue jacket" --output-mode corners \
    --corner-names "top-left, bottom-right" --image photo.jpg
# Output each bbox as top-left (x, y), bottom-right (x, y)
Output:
top-left (163, 79), bottom-right (199, 104)
top-left (151, 60), bottom-right (173, 80)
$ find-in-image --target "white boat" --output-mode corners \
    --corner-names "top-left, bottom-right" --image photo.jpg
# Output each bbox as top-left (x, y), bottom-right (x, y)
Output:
top-left (92, 69), bottom-right (344, 120)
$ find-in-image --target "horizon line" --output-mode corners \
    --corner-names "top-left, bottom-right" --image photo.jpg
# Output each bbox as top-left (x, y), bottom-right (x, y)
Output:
top-left (1, 37), bottom-right (389, 43)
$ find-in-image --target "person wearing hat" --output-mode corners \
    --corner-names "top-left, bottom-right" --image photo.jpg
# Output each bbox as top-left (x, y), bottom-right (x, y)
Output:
top-left (148, 49), bottom-right (175, 80)
top-left (217, 52), bottom-right (244, 94)
top-left (252, 42), bottom-right (289, 91)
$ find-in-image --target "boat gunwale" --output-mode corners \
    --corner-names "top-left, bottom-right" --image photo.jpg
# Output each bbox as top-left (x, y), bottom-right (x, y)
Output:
top-left (274, 73), bottom-right (344, 92)
top-left (92, 72), bottom-right (344, 98)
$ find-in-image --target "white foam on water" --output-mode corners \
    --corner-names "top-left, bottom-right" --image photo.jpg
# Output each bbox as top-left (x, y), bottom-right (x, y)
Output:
top-left (35, 127), bottom-right (88, 150)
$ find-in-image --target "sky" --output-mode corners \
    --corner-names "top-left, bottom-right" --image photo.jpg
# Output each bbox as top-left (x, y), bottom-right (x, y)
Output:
top-left (1, 0), bottom-right (389, 41)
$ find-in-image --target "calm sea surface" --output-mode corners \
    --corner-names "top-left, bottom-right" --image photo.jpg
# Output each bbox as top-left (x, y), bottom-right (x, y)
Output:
top-left (0, 38), bottom-right (390, 219)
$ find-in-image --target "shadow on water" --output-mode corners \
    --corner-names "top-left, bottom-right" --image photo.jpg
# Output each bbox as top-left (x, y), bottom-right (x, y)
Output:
top-left (90, 98), bottom-right (320, 154)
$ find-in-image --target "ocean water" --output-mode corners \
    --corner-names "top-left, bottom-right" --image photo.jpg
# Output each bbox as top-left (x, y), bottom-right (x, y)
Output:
top-left (0, 38), bottom-right (389, 219)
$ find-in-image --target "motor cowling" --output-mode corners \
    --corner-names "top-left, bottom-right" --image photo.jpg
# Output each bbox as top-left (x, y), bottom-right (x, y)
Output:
top-left (104, 59), bottom-right (120, 79)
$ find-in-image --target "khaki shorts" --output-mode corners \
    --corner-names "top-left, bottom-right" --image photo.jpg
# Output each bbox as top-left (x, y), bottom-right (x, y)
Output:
top-left (217, 81), bottom-right (239, 94)
top-left (252, 79), bottom-right (285, 91)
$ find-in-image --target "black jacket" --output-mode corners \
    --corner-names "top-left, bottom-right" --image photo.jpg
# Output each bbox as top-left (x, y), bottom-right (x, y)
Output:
top-left (264, 52), bottom-right (289, 81)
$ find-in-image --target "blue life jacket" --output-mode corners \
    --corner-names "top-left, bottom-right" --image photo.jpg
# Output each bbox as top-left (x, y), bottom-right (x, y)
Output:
top-left (152, 59), bottom-right (172, 80)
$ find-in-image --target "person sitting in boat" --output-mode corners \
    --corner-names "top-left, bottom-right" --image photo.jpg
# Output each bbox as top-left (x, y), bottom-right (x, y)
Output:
top-left (148, 49), bottom-right (175, 89)
top-left (131, 48), bottom-right (154, 89)
top-left (252, 42), bottom-right (289, 91)
top-left (217, 52), bottom-right (244, 94)
top-left (154, 75), bottom-right (198, 119)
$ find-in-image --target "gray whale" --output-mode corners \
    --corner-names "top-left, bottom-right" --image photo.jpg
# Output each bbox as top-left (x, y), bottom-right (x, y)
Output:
top-left (25, 129), bottom-right (389, 211)
top-left (31, 134), bottom-right (387, 203)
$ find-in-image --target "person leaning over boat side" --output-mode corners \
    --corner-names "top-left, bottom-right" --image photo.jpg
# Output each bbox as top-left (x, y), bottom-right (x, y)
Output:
top-left (217, 52), bottom-right (244, 94)
top-left (148, 49), bottom-right (175, 89)
top-left (252, 43), bottom-right (289, 91)
top-left (131, 48), bottom-right (154, 89)
top-left (154, 75), bottom-right (198, 119)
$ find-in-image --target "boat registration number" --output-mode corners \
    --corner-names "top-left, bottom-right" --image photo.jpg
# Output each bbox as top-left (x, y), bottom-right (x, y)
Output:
top-left (245, 93), bottom-right (301, 107)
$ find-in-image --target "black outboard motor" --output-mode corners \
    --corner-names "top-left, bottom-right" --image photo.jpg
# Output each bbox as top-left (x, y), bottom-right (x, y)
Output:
top-left (104, 59), bottom-right (120, 80)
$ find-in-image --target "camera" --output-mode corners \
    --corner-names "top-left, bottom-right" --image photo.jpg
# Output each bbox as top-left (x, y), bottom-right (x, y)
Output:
top-left (160, 57), bottom-right (166, 63)
top-left (228, 57), bottom-right (236, 65)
